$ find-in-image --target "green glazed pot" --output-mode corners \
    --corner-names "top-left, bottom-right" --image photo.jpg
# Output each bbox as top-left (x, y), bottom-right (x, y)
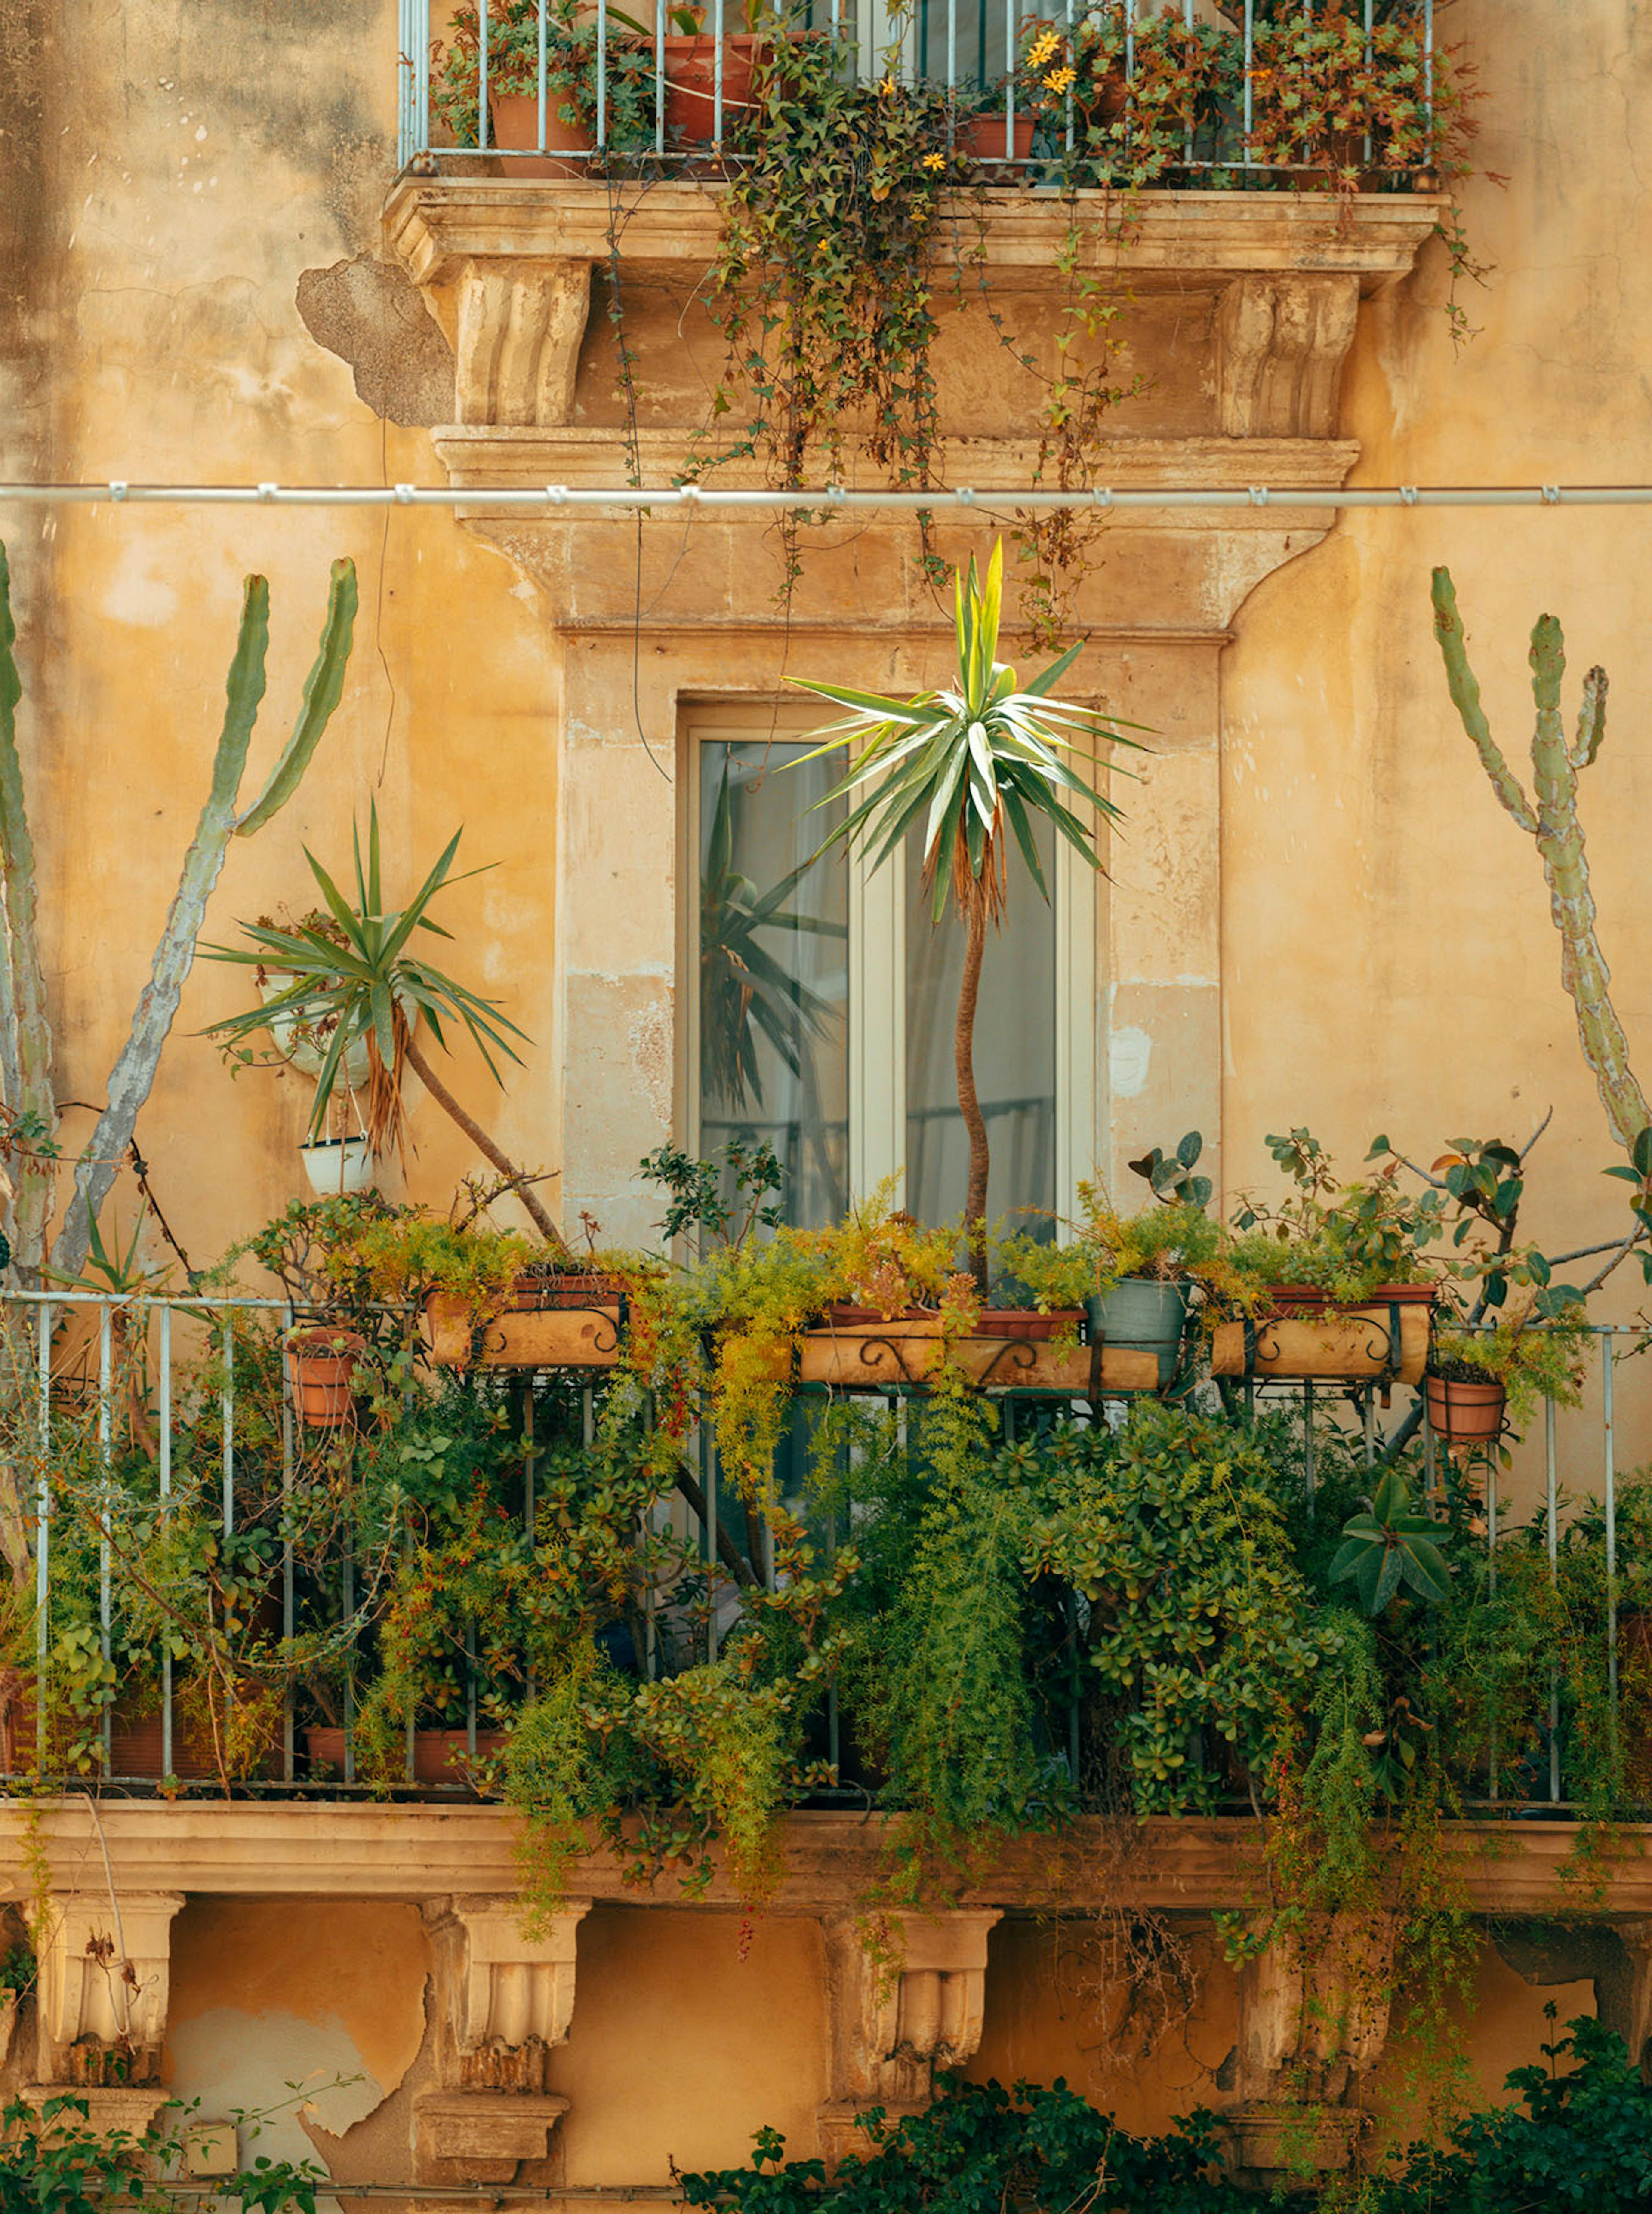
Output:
top-left (1085, 1278), bottom-right (1190, 1388)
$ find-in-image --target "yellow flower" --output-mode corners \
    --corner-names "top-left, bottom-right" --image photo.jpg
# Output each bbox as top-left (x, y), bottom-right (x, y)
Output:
top-left (878, 75), bottom-right (895, 97)
top-left (922, 150), bottom-right (946, 169)
top-left (1026, 28), bottom-right (1060, 66)
top-left (1044, 64), bottom-right (1076, 92)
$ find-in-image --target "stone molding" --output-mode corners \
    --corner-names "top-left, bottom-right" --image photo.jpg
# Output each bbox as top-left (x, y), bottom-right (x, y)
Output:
top-left (819, 1912), bottom-right (1001, 2160)
top-left (6, 1809), bottom-right (1647, 1915)
top-left (428, 425), bottom-right (1362, 496)
top-left (385, 180), bottom-right (1444, 292)
top-left (32, 1890), bottom-right (183, 2087)
top-left (413, 2089), bottom-right (572, 2188)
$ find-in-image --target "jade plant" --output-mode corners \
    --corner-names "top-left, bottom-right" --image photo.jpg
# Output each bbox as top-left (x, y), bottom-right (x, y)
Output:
top-left (790, 540), bottom-right (1145, 1286)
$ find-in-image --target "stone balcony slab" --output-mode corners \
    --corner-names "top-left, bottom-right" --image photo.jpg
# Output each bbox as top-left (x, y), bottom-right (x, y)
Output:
top-left (0, 1805), bottom-right (1645, 1918)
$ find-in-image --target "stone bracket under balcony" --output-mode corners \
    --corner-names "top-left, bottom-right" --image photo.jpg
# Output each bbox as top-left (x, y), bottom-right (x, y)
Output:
top-left (31, 1888), bottom-right (184, 2090)
top-left (1235, 1910), bottom-right (1397, 2105)
top-left (819, 1910), bottom-right (1001, 2165)
top-left (415, 1895), bottom-right (590, 2186)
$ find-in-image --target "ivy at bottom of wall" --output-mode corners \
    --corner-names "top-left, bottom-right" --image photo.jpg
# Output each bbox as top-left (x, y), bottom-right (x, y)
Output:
top-left (680, 2011), bottom-right (1652, 2214)
top-left (2, 2091), bottom-right (327, 2214)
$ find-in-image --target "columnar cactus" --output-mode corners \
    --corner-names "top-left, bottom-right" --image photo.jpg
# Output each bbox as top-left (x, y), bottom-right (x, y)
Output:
top-left (0, 544), bottom-right (358, 1279)
top-left (1430, 566), bottom-right (1649, 1155)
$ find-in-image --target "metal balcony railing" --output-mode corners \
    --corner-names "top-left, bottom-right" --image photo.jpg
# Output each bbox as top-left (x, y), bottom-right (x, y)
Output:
top-left (0, 1287), bottom-right (1616, 1812)
top-left (396, 0), bottom-right (1439, 181)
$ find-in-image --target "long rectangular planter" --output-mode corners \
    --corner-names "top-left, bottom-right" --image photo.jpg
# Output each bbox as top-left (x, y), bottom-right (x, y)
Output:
top-left (424, 1293), bottom-right (623, 1369)
top-left (797, 1324), bottom-right (1161, 1394)
top-left (1210, 1290), bottom-right (1432, 1386)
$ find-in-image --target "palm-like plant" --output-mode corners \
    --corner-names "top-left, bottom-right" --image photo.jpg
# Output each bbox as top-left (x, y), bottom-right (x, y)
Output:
top-left (202, 807), bottom-right (569, 1252)
top-left (789, 540), bottom-right (1147, 1285)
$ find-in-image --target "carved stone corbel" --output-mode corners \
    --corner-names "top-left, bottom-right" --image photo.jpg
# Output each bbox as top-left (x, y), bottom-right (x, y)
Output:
top-left (453, 257), bottom-right (594, 427)
top-left (1224, 1910), bottom-right (1394, 2189)
top-left (32, 1891), bottom-right (184, 2089)
top-left (1215, 273), bottom-right (1361, 440)
top-left (414, 1896), bottom-right (590, 2186)
top-left (818, 1911), bottom-right (1001, 2167)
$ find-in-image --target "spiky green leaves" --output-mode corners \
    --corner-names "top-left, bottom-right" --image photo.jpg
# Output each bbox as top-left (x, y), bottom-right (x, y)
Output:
top-left (786, 540), bottom-right (1149, 923)
top-left (201, 803), bottom-right (527, 1148)
top-left (1331, 1471), bottom-right (1452, 1616)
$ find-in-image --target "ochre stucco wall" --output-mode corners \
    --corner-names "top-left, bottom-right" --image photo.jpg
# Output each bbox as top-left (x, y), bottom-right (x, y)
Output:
top-left (2, 0), bottom-right (1648, 2192)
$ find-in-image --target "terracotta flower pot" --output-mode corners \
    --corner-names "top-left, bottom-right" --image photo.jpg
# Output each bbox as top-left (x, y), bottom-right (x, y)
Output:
top-left (285, 1328), bottom-right (366, 1429)
top-left (1425, 1373), bottom-right (1506, 1448)
top-left (661, 33), bottom-right (762, 143)
top-left (958, 111), bottom-right (1035, 162)
top-left (305, 1724), bottom-right (505, 1786)
top-left (822, 1302), bottom-right (946, 1332)
top-left (491, 88), bottom-right (595, 177)
top-left (974, 1309), bottom-right (1082, 1342)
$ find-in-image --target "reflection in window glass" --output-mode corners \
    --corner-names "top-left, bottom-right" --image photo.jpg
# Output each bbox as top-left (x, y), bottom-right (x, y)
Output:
top-left (904, 815), bottom-right (1056, 1242)
top-left (697, 741), bottom-right (849, 1229)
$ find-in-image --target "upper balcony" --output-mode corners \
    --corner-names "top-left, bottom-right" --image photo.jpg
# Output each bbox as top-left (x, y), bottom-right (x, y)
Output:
top-left (382, 0), bottom-right (1455, 557)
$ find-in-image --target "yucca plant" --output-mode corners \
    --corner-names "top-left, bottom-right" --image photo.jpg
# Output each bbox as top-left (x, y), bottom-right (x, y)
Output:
top-left (788, 540), bottom-right (1146, 1285)
top-left (202, 807), bottom-right (568, 1252)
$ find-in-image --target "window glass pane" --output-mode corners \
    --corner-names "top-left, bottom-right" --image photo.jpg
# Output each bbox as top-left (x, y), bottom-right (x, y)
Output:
top-left (904, 817), bottom-right (1056, 1241)
top-left (698, 741), bottom-right (850, 1229)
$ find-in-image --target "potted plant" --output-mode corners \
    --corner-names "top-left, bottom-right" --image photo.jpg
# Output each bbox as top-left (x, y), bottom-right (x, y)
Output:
top-left (1426, 1308), bottom-right (1590, 1448)
top-left (788, 539), bottom-right (1145, 1294)
top-left (434, 0), bottom-right (657, 172)
top-left (955, 73), bottom-right (1035, 165)
top-left (203, 805), bottom-right (576, 1260)
top-left (284, 1323), bottom-right (367, 1428)
top-left (296, 1134), bottom-right (376, 1197)
top-left (1214, 1130), bottom-right (1444, 1384)
top-left (661, 0), bottom-right (769, 146)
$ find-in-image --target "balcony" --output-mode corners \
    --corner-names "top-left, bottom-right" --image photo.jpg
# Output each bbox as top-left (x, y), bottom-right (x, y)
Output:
top-left (6, 1268), bottom-right (1643, 1846)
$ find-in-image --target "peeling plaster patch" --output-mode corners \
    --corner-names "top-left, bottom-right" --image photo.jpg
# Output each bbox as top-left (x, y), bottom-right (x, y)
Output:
top-left (295, 256), bottom-right (454, 427)
top-left (167, 2008), bottom-right (385, 2209)
top-left (1111, 1024), bottom-right (1152, 1099)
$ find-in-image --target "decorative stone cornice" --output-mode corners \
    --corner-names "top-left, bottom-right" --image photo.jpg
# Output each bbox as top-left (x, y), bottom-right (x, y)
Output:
top-left (384, 180), bottom-right (1445, 292)
top-left (1, 1808), bottom-right (1647, 1918)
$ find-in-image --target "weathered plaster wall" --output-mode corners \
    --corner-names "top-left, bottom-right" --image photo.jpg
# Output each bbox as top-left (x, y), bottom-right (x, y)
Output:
top-left (2, 0), bottom-right (1649, 2188)
top-left (1222, 4), bottom-right (1652, 1271)
top-left (2, 0), bottom-right (562, 1268)
top-left (165, 1900), bottom-right (430, 2183)
top-left (1217, 0), bottom-right (1652, 1500)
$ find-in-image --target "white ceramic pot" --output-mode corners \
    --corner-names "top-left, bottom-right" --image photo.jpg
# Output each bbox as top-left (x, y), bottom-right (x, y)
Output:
top-left (257, 976), bottom-right (372, 1086)
top-left (298, 1137), bottom-right (376, 1196)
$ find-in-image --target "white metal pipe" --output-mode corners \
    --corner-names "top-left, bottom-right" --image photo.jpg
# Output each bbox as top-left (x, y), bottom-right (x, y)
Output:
top-left (4, 481), bottom-right (1652, 512)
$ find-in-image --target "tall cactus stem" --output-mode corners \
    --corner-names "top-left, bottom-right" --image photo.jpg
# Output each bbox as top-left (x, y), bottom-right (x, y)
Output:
top-left (1431, 566), bottom-right (1648, 1155)
top-left (44, 561), bottom-right (357, 1285)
